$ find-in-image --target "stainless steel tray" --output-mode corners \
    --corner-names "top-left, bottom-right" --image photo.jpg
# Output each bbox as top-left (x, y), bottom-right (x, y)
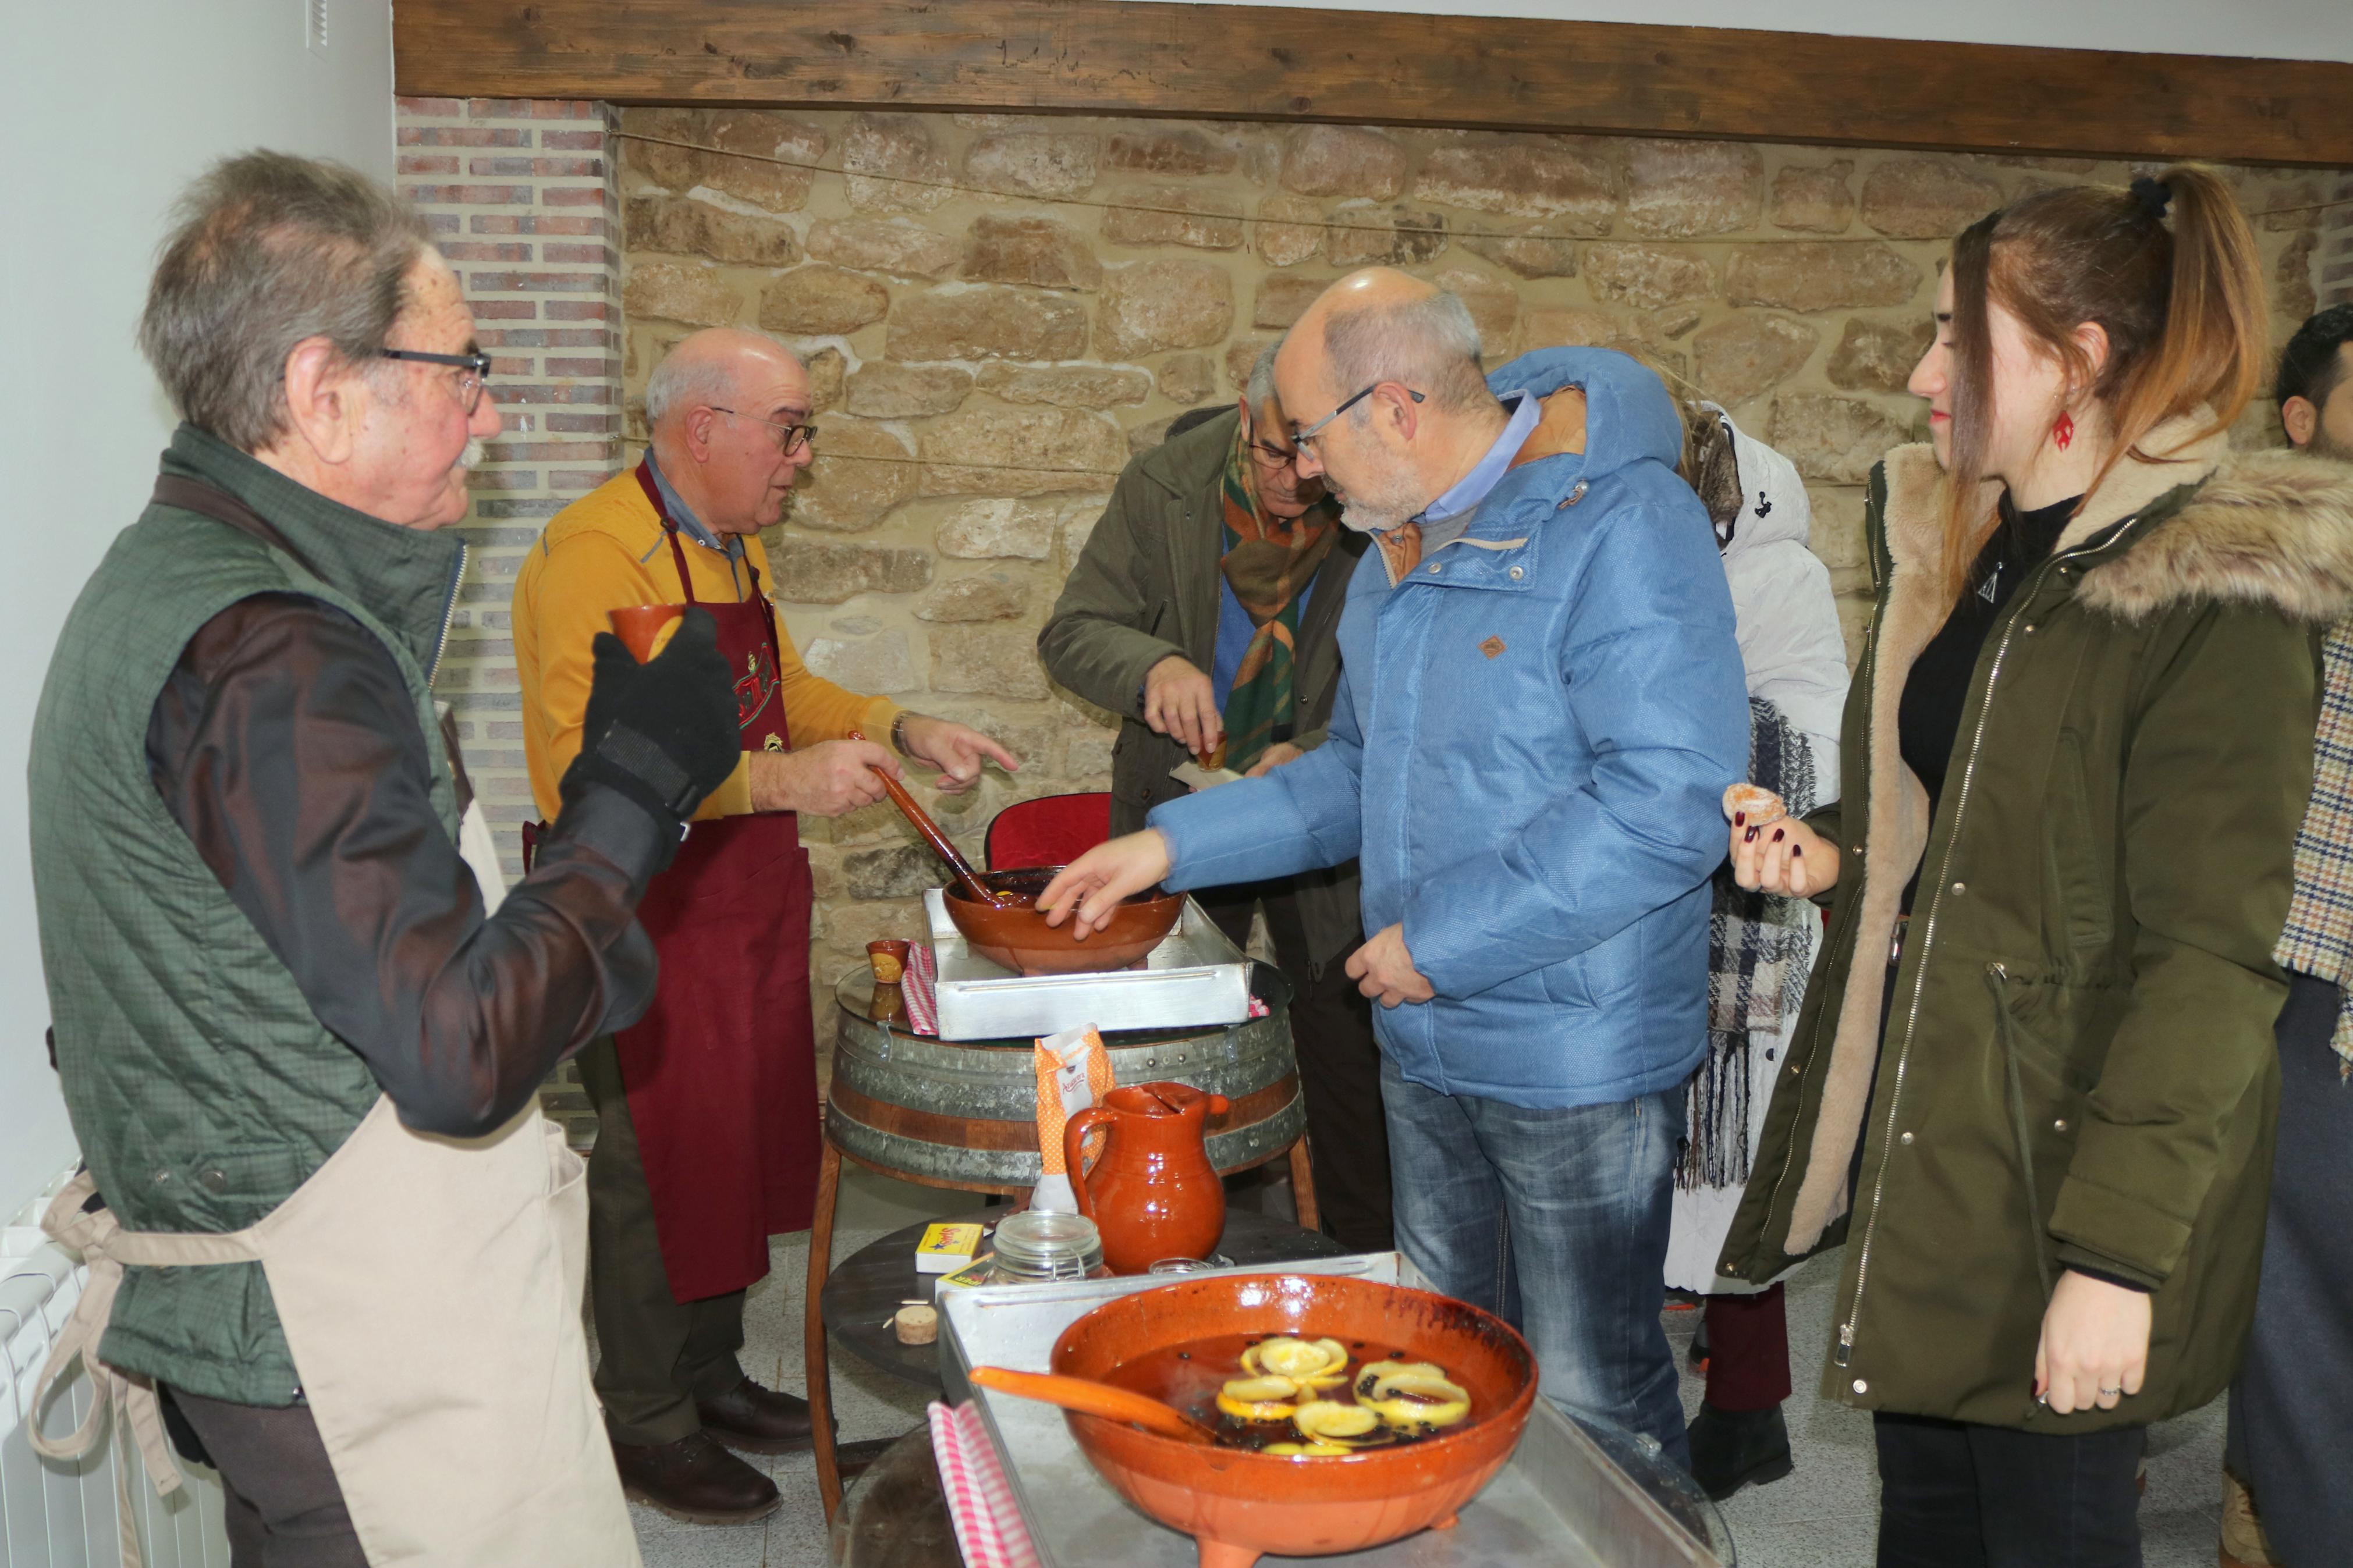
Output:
top-left (939, 1255), bottom-right (1733, 1568)
top-left (923, 888), bottom-right (1252, 1043)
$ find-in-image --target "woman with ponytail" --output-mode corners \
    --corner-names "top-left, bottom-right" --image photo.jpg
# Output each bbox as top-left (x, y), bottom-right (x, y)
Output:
top-left (1715, 166), bottom-right (2353, 1565)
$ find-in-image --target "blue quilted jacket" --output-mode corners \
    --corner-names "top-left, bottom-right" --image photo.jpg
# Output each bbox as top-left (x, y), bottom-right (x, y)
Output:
top-left (1150, 348), bottom-right (1749, 1107)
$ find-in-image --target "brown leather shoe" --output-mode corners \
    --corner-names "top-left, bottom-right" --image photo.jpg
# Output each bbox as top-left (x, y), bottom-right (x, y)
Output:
top-left (611, 1430), bottom-right (780, 1524)
top-left (696, 1377), bottom-right (816, 1455)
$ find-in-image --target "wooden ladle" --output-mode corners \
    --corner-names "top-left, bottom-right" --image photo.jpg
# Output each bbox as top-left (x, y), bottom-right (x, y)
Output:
top-left (846, 730), bottom-right (1019, 909)
top-left (968, 1366), bottom-right (1219, 1445)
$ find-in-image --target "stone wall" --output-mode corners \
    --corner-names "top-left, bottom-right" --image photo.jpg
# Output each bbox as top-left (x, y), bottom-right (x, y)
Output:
top-left (595, 109), bottom-right (2334, 1008)
top-left (2323, 173), bottom-right (2353, 305)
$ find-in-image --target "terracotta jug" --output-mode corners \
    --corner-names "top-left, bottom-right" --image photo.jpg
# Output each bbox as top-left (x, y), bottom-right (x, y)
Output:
top-left (1063, 1082), bottom-right (1230, 1275)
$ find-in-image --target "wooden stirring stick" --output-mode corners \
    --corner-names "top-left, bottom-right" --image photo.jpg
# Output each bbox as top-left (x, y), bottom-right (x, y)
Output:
top-left (968, 1366), bottom-right (1219, 1445)
top-left (846, 730), bottom-right (1018, 909)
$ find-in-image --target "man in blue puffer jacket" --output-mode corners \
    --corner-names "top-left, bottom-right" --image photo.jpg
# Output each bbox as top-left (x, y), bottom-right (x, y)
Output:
top-left (1042, 269), bottom-right (1749, 1459)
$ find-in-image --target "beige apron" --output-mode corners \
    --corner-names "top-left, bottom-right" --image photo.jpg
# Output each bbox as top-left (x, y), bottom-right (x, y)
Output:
top-left (30, 805), bottom-right (638, 1567)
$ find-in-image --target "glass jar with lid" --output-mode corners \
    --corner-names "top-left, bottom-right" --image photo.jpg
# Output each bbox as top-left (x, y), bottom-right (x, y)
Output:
top-left (989, 1210), bottom-right (1110, 1282)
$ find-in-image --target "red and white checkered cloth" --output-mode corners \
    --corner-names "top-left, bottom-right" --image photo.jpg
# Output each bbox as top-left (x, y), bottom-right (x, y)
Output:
top-left (904, 940), bottom-right (1268, 1041)
top-left (928, 1399), bottom-right (1041, 1568)
top-left (903, 940), bottom-right (941, 1034)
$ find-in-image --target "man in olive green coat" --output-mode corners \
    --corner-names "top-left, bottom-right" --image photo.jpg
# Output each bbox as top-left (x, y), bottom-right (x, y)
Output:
top-left (1720, 417), bottom-right (2353, 1435)
top-left (1038, 347), bottom-right (1390, 1250)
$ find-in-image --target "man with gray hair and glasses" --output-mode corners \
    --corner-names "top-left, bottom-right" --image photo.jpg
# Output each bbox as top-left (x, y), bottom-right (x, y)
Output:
top-left (513, 325), bottom-right (1018, 1524)
top-left (1040, 339), bottom-right (1392, 1254)
top-left (27, 151), bottom-right (741, 1564)
top-left (1045, 268), bottom-right (1749, 1463)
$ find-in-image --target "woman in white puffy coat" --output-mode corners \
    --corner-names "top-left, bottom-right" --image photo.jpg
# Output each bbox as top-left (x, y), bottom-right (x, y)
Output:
top-left (1664, 403), bottom-right (1850, 1501)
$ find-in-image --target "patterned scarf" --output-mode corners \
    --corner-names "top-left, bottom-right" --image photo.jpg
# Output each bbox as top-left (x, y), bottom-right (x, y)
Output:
top-left (1679, 698), bottom-right (1822, 1192)
top-left (2274, 618), bottom-right (2353, 1076)
top-left (1219, 427), bottom-right (1339, 773)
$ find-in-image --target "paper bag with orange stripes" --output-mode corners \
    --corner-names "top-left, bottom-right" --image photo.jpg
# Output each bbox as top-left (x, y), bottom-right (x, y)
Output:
top-left (1028, 1025), bottom-right (1114, 1214)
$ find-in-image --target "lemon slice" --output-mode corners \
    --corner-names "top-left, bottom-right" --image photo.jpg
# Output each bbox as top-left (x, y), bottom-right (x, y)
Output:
top-left (1371, 1371), bottom-right (1470, 1405)
top-left (1294, 1400), bottom-right (1381, 1442)
top-left (1262, 1441), bottom-right (1353, 1457)
top-left (1360, 1379), bottom-right (1470, 1429)
top-left (1247, 1337), bottom-right (1347, 1380)
top-left (1216, 1375), bottom-right (1300, 1422)
top-left (1351, 1360), bottom-right (1445, 1400)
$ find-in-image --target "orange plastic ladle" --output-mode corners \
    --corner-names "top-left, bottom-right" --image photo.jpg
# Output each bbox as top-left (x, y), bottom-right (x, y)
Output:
top-left (967, 1366), bottom-right (1219, 1445)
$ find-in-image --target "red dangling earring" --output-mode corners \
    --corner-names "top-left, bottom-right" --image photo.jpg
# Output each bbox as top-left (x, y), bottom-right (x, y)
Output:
top-left (2053, 411), bottom-right (2075, 450)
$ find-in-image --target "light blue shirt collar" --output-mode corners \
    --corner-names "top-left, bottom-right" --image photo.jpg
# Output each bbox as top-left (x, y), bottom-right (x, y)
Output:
top-left (643, 450), bottom-right (740, 560)
top-left (1412, 390), bottom-right (1540, 551)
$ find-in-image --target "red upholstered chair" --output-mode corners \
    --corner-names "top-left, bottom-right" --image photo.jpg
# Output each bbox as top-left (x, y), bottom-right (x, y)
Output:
top-left (985, 791), bottom-right (1113, 870)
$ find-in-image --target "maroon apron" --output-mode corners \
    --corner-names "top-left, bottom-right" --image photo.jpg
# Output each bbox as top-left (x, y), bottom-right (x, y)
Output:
top-left (613, 460), bottom-right (818, 1303)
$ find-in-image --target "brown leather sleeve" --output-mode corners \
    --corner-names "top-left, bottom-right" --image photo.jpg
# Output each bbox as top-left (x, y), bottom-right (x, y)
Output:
top-left (148, 593), bottom-right (668, 1137)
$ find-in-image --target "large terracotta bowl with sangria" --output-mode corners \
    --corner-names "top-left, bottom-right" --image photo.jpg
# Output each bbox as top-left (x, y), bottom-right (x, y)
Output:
top-left (1049, 1272), bottom-right (1537, 1568)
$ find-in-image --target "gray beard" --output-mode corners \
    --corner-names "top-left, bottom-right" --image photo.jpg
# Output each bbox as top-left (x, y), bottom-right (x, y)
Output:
top-left (1336, 470), bottom-right (1430, 535)
top-left (2308, 428), bottom-right (2353, 463)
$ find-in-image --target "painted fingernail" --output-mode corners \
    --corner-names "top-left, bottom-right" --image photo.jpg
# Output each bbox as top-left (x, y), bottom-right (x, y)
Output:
top-left (1734, 812), bottom-right (1745, 826)
top-left (1744, 826), bottom-right (1758, 842)
top-left (1793, 845), bottom-right (1804, 857)
top-left (1772, 828), bottom-right (1784, 842)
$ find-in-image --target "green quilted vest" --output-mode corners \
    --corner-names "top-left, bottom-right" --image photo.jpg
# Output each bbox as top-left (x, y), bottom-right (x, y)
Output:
top-left (30, 425), bottom-right (467, 1404)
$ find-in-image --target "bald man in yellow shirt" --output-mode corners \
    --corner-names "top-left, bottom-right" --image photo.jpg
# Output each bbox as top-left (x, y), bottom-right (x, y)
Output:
top-left (514, 328), bottom-right (1016, 1522)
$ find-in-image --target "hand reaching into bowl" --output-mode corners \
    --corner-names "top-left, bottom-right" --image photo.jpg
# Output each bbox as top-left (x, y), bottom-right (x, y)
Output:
top-left (1039, 830), bottom-right (1174, 938)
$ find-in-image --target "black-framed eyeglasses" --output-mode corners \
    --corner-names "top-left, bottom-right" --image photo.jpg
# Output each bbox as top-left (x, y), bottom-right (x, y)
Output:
top-left (1291, 383), bottom-right (1425, 451)
top-left (378, 348), bottom-right (492, 415)
top-left (711, 406), bottom-right (817, 458)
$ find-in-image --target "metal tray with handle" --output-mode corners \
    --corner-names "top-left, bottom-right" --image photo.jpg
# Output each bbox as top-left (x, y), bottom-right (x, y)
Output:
top-left (923, 887), bottom-right (1254, 1042)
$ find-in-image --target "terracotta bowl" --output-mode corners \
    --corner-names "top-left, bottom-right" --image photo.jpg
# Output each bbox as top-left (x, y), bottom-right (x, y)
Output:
top-left (942, 866), bottom-right (1185, 976)
top-left (1050, 1273), bottom-right (1538, 1568)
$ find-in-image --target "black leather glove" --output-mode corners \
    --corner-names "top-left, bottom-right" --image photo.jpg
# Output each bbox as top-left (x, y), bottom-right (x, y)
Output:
top-left (558, 606), bottom-right (741, 835)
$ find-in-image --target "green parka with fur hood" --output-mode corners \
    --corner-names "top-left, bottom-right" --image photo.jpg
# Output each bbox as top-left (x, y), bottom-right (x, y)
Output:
top-left (1719, 417), bottom-right (2353, 1431)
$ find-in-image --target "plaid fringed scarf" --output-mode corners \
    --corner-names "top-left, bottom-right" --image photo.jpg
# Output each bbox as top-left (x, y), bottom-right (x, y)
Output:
top-left (1679, 698), bottom-right (1822, 1192)
top-left (2274, 620), bottom-right (2353, 1078)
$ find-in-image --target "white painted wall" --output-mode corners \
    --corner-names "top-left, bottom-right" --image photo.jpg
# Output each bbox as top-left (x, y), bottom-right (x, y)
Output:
top-left (0, 2), bottom-right (395, 1221)
top-left (1124, 0), bottom-right (2353, 64)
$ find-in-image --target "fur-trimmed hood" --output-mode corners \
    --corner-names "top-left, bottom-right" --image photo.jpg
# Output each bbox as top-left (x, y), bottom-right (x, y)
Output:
top-left (2074, 449), bottom-right (2353, 625)
top-left (1878, 413), bottom-right (2353, 628)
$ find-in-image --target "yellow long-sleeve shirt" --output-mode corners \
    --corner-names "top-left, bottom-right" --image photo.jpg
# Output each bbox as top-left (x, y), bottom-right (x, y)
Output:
top-left (513, 468), bottom-right (899, 822)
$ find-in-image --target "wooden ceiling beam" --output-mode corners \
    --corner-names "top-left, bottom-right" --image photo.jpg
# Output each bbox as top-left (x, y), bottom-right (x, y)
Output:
top-left (391, 0), bottom-right (2353, 168)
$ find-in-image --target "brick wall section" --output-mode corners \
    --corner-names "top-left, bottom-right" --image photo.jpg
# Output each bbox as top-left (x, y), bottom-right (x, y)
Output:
top-left (396, 95), bottom-right (624, 1146)
top-left (395, 95), bottom-right (623, 882)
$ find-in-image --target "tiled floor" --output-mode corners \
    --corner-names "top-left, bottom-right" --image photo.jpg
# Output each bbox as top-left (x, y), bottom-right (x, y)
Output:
top-left (628, 1166), bottom-right (2228, 1567)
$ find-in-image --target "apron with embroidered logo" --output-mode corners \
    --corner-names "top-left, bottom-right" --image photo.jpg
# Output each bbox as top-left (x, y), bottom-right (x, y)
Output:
top-left (610, 459), bottom-right (820, 1304)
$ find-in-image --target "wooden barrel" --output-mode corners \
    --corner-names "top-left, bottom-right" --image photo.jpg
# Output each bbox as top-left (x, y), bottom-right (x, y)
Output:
top-left (826, 963), bottom-right (1304, 1194)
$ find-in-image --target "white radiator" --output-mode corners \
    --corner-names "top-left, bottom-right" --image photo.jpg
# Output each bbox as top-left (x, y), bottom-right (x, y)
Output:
top-left (1, 1181), bottom-right (229, 1567)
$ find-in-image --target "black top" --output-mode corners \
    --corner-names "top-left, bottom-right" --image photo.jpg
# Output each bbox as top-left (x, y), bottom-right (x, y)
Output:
top-left (1898, 492), bottom-right (2082, 814)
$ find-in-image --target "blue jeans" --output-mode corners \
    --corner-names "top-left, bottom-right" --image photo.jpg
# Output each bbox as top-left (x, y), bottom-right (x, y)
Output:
top-left (1382, 1058), bottom-right (1688, 1467)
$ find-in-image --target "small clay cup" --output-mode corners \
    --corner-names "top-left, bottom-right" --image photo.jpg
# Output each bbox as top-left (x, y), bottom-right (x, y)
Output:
top-left (867, 938), bottom-right (912, 986)
top-left (609, 603), bottom-right (684, 663)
